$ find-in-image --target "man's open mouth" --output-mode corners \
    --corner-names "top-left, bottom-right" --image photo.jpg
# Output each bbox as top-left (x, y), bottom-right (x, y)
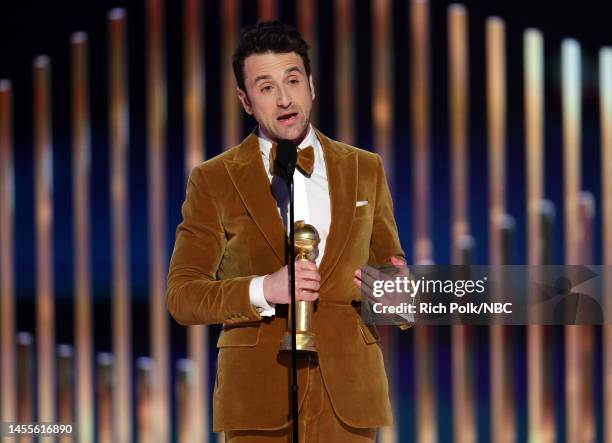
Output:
top-left (277, 112), bottom-right (298, 122)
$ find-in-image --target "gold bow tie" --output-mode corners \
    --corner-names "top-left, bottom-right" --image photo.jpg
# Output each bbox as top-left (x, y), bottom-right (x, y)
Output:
top-left (269, 144), bottom-right (315, 177)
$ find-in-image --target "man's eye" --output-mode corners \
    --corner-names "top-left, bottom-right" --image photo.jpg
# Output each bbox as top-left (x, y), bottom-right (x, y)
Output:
top-left (289, 79), bottom-right (299, 85)
top-left (261, 85), bottom-right (272, 93)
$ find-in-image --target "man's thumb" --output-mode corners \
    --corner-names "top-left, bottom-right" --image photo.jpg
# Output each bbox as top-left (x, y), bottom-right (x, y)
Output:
top-left (390, 256), bottom-right (406, 266)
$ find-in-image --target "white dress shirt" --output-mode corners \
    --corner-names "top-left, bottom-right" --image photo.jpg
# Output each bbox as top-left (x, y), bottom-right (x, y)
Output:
top-left (249, 125), bottom-right (331, 316)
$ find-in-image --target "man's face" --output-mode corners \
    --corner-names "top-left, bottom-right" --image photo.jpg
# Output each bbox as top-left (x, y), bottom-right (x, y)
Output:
top-left (237, 51), bottom-right (315, 144)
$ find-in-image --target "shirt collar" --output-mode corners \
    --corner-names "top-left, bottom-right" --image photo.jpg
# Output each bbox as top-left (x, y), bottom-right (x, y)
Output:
top-left (258, 124), bottom-right (318, 160)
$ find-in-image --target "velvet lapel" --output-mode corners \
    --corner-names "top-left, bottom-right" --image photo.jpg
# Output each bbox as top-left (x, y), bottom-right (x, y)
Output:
top-left (315, 129), bottom-right (357, 287)
top-left (223, 132), bottom-right (286, 265)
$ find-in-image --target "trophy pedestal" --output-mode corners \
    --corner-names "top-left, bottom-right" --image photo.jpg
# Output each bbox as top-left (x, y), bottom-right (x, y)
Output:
top-left (279, 331), bottom-right (317, 353)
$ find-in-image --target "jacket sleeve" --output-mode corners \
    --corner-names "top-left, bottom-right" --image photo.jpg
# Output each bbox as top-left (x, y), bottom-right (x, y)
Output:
top-left (166, 165), bottom-right (262, 326)
top-left (368, 154), bottom-right (405, 265)
top-left (368, 154), bottom-right (412, 330)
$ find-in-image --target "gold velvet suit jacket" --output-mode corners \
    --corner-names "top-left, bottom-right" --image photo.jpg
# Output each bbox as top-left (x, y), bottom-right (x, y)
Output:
top-left (167, 129), bottom-right (405, 431)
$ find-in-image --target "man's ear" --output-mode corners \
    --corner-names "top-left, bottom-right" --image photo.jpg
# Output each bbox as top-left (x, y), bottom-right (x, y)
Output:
top-left (309, 74), bottom-right (316, 102)
top-left (236, 87), bottom-right (253, 115)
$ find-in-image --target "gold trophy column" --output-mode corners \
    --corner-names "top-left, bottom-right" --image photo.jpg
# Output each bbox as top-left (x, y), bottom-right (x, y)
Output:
top-left (280, 220), bottom-right (320, 353)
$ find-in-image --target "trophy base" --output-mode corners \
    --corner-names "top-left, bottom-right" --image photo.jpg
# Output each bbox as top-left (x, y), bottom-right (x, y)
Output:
top-left (279, 332), bottom-right (318, 353)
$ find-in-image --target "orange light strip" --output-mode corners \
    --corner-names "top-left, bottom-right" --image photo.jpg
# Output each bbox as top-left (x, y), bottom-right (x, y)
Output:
top-left (373, 1), bottom-right (399, 441)
top-left (137, 357), bottom-right (155, 443)
top-left (486, 17), bottom-right (516, 443)
top-left (108, 9), bottom-right (132, 441)
top-left (57, 344), bottom-right (74, 443)
top-left (33, 54), bottom-right (56, 424)
top-left (222, 0), bottom-right (240, 149)
top-left (96, 353), bottom-right (113, 443)
top-left (297, 0), bottom-right (318, 124)
top-left (448, 4), bottom-right (469, 259)
top-left (599, 46), bottom-right (612, 443)
top-left (70, 31), bottom-right (95, 443)
top-left (146, 0), bottom-right (171, 440)
top-left (578, 192), bottom-right (595, 443)
top-left (334, 0), bottom-right (354, 145)
top-left (373, 0), bottom-right (393, 183)
top-left (410, 2), bottom-right (436, 443)
top-left (258, 0), bottom-right (277, 21)
top-left (448, 5), bottom-right (475, 443)
top-left (411, 0), bottom-right (431, 261)
top-left (17, 332), bottom-right (34, 440)
top-left (524, 28), bottom-right (555, 443)
top-left (183, 0), bottom-right (208, 441)
top-left (176, 359), bottom-right (194, 443)
top-left (561, 38), bottom-right (582, 443)
top-left (0, 79), bottom-right (16, 425)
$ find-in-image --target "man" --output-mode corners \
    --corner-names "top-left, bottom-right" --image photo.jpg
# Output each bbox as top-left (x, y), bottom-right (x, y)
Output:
top-left (167, 21), bottom-right (407, 442)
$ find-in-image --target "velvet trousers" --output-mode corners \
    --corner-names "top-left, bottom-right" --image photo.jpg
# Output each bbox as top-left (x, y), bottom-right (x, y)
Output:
top-left (225, 354), bottom-right (377, 443)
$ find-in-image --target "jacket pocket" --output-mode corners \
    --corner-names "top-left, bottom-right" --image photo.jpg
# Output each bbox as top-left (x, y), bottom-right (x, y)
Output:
top-left (359, 322), bottom-right (380, 344)
top-left (216, 323), bottom-right (261, 348)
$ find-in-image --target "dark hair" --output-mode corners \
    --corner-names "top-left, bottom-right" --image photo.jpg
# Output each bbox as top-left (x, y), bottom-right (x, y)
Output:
top-left (232, 21), bottom-right (311, 91)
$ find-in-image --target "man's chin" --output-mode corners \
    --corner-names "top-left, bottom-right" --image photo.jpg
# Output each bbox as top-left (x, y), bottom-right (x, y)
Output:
top-left (274, 124), bottom-right (309, 144)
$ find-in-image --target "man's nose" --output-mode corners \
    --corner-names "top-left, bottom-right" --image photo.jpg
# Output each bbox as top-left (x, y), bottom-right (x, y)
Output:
top-left (277, 86), bottom-right (292, 108)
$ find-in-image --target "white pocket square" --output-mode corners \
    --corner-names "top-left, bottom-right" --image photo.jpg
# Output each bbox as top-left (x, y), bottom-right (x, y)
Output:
top-left (356, 200), bottom-right (369, 207)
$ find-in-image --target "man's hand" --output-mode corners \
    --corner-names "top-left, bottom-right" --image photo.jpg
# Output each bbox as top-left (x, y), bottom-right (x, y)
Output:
top-left (263, 261), bottom-right (321, 305)
top-left (353, 256), bottom-right (415, 326)
top-left (353, 256), bottom-right (407, 300)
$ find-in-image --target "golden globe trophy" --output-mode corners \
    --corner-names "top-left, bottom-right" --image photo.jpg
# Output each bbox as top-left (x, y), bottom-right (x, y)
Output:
top-left (280, 220), bottom-right (320, 353)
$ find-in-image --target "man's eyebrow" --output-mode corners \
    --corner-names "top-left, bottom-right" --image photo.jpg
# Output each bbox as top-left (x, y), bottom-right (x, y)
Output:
top-left (252, 66), bottom-right (304, 85)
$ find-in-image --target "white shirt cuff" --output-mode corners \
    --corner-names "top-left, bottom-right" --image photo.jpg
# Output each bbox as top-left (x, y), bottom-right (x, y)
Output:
top-left (249, 276), bottom-right (276, 317)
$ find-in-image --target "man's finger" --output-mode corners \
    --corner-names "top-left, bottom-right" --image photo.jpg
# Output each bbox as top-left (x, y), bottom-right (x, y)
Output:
top-left (298, 270), bottom-right (321, 282)
top-left (391, 255), bottom-right (406, 265)
top-left (296, 290), bottom-right (319, 302)
top-left (360, 265), bottom-right (388, 289)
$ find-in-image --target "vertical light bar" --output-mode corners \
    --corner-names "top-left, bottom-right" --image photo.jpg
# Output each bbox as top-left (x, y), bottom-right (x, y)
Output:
top-left (487, 17), bottom-right (507, 265)
top-left (108, 9), bottom-right (132, 442)
top-left (486, 17), bottom-right (515, 443)
top-left (146, 0), bottom-right (170, 440)
top-left (183, 1), bottom-right (208, 442)
top-left (258, 0), bottom-right (277, 21)
top-left (373, 1), bottom-right (398, 442)
top-left (561, 38), bottom-right (582, 443)
top-left (448, 4), bottom-right (469, 258)
top-left (600, 46), bottom-right (612, 443)
top-left (335, 0), bottom-right (354, 145)
top-left (524, 30), bottom-right (544, 264)
top-left (373, 0), bottom-right (393, 182)
top-left (70, 31), bottom-right (94, 443)
top-left (136, 357), bottom-right (155, 443)
top-left (448, 5), bottom-right (475, 443)
top-left (297, 0), bottom-right (318, 123)
top-left (222, 0), bottom-right (240, 149)
top-left (16, 332), bottom-right (33, 409)
top-left (17, 332), bottom-right (34, 438)
top-left (540, 200), bottom-right (555, 266)
top-left (578, 192), bottom-right (595, 443)
top-left (176, 359), bottom-right (194, 443)
top-left (411, 1), bottom-right (435, 443)
top-left (0, 79), bottom-right (16, 425)
top-left (539, 200), bottom-right (557, 443)
top-left (411, 0), bottom-right (431, 258)
top-left (33, 54), bottom-right (55, 424)
top-left (57, 344), bottom-right (74, 437)
top-left (184, 0), bottom-right (205, 168)
top-left (524, 28), bottom-right (555, 443)
top-left (96, 353), bottom-right (113, 443)
top-left (500, 215), bottom-right (516, 265)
